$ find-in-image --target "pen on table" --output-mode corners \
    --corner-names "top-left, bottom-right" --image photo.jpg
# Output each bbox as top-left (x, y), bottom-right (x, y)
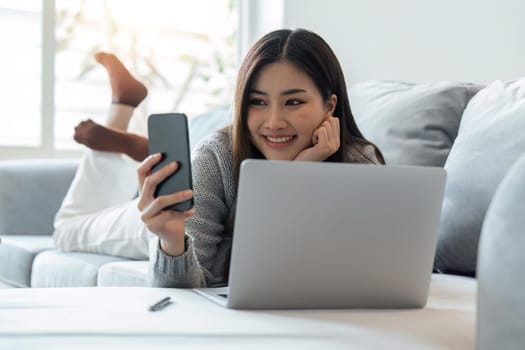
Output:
top-left (148, 296), bottom-right (173, 312)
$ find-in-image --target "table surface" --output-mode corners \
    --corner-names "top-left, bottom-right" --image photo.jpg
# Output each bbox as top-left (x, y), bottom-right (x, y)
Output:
top-left (0, 274), bottom-right (476, 350)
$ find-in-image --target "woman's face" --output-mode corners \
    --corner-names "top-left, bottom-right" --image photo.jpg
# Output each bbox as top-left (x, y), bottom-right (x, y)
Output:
top-left (247, 61), bottom-right (333, 161)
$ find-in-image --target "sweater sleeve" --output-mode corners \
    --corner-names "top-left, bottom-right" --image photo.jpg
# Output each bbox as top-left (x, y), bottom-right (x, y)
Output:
top-left (149, 131), bottom-right (232, 288)
top-left (149, 235), bottom-right (205, 287)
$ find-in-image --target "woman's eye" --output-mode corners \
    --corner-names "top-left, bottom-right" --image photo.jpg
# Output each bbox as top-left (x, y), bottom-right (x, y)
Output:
top-left (249, 98), bottom-right (266, 106)
top-left (286, 99), bottom-right (303, 106)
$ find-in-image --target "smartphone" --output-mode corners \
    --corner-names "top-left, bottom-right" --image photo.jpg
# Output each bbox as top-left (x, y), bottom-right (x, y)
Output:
top-left (147, 113), bottom-right (193, 211)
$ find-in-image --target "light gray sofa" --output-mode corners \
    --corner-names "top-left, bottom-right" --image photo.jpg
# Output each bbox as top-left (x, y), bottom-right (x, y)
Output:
top-left (1, 78), bottom-right (525, 293)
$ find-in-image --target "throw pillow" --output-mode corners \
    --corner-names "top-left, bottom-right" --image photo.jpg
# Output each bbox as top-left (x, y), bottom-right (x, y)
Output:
top-left (350, 80), bottom-right (481, 166)
top-left (435, 78), bottom-right (525, 276)
top-left (189, 108), bottom-right (231, 151)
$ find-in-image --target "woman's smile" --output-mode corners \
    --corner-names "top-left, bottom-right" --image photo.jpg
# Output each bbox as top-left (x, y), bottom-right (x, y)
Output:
top-left (262, 134), bottom-right (297, 148)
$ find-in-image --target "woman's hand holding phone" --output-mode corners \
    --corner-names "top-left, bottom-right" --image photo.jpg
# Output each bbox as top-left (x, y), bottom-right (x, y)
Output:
top-left (294, 114), bottom-right (340, 162)
top-left (137, 153), bottom-right (194, 257)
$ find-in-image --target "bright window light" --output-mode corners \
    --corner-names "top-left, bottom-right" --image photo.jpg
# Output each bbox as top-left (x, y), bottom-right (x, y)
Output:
top-left (0, 0), bottom-right (238, 153)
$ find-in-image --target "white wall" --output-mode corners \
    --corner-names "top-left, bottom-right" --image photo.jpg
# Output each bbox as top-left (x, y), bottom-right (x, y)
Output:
top-left (239, 0), bottom-right (285, 59)
top-left (242, 0), bottom-right (525, 84)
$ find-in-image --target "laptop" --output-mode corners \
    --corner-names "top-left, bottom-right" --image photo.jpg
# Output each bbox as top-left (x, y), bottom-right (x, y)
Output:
top-left (194, 159), bottom-right (446, 309)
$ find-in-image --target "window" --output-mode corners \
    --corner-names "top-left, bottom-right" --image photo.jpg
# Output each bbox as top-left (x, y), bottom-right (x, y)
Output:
top-left (0, 0), bottom-right (238, 158)
top-left (0, 1), bottom-right (42, 148)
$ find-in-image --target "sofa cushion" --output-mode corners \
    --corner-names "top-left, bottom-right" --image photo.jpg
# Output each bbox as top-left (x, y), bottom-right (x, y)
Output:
top-left (97, 260), bottom-right (148, 286)
top-left (350, 81), bottom-right (481, 166)
top-left (31, 249), bottom-right (127, 287)
top-left (435, 78), bottom-right (525, 276)
top-left (189, 108), bottom-right (231, 152)
top-left (477, 154), bottom-right (525, 349)
top-left (0, 235), bottom-right (54, 287)
top-left (0, 159), bottom-right (77, 236)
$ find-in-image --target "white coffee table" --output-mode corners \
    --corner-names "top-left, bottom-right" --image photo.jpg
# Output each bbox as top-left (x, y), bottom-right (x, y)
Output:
top-left (0, 274), bottom-right (476, 349)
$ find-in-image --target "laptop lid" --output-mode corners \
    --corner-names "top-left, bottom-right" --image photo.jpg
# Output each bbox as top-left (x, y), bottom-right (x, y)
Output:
top-left (202, 159), bottom-right (446, 309)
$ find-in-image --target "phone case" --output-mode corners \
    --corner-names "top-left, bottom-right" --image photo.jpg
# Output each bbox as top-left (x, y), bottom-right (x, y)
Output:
top-left (147, 113), bottom-right (193, 211)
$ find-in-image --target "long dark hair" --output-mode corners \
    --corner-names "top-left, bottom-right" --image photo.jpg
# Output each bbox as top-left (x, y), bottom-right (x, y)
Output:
top-left (231, 28), bottom-right (384, 181)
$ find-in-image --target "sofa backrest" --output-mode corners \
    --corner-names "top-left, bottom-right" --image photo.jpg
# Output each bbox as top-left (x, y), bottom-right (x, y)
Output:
top-left (0, 158), bottom-right (78, 235)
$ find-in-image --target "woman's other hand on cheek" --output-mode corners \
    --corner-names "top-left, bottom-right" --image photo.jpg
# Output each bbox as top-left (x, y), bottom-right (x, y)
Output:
top-left (294, 115), bottom-right (340, 162)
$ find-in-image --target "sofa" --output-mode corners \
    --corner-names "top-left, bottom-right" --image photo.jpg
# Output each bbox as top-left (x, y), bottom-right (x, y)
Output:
top-left (1, 78), bottom-right (524, 287)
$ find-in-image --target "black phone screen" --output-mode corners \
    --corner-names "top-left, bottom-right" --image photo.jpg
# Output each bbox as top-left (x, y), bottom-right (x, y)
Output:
top-left (147, 113), bottom-right (193, 211)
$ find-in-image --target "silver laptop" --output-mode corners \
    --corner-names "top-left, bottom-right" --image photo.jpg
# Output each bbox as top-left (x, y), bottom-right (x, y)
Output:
top-left (194, 159), bottom-right (446, 309)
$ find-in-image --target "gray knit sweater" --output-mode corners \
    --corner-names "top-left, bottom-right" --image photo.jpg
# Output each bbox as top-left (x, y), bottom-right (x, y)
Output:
top-left (150, 127), bottom-right (380, 288)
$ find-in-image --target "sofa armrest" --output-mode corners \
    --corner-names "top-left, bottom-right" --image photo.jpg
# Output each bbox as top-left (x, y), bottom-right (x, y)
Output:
top-left (0, 158), bottom-right (78, 236)
top-left (477, 154), bottom-right (525, 349)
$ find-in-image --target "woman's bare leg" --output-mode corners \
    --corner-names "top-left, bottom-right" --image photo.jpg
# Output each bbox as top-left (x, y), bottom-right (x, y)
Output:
top-left (73, 118), bottom-right (149, 162)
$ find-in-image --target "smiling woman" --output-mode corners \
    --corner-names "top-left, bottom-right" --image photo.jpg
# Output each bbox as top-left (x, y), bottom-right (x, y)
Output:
top-left (0, 0), bottom-right (238, 157)
top-left (247, 61), bottom-right (338, 161)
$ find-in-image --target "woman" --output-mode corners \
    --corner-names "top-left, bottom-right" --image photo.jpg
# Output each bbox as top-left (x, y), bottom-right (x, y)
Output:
top-left (138, 28), bottom-right (384, 288)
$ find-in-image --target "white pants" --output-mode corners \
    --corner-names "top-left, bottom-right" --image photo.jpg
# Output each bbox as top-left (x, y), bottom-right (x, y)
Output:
top-left (53, 105), bottom-right (150, 259)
